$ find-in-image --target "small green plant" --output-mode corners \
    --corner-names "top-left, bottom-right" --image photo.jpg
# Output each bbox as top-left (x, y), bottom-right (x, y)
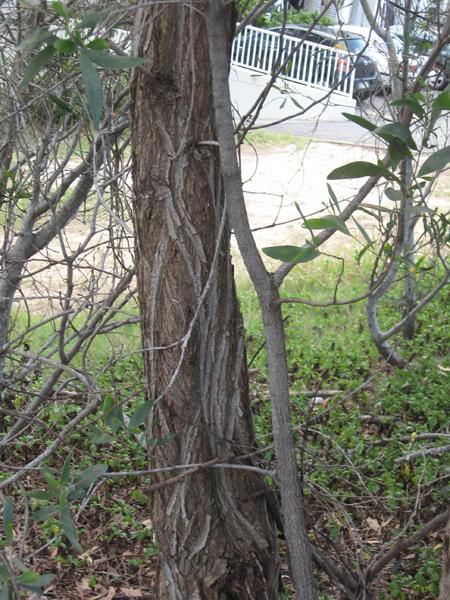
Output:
top-left (17, 1), bottom-right (143, 127)
top-left (1, 497), bottom-right (55, 599)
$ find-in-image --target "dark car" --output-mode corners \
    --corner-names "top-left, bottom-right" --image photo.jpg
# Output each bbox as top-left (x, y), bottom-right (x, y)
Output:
top-left (431, 45), bottom-right (450, 90)
top-left (269, 25), bottom-right (381, 99)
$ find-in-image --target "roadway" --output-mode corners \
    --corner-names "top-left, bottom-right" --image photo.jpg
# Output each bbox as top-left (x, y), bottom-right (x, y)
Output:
top-left (267, 93), bottom-right (450, 147)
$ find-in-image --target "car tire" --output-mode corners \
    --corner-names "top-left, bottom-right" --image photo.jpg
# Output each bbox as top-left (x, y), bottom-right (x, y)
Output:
top-left (435, 72), bottom-right (449, 90)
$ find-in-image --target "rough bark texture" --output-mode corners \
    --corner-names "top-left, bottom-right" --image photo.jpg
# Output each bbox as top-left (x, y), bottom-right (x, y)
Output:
top-left (130, 4), bottom-right (279, 599)
top-left (204, 2), bottom-right (318, 597)
top-left (439, 517), bottom-right (450, 600)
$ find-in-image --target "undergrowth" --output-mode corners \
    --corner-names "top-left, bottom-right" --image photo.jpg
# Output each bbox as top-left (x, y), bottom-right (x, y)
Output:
top-left (1, 256), bottom-right (448, 599)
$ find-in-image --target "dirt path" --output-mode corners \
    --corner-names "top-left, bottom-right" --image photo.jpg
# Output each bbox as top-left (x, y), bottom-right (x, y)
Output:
top-left (11, 140), bottom-right (450, 312)
top-left (238, 139), bottom-right (449, 252)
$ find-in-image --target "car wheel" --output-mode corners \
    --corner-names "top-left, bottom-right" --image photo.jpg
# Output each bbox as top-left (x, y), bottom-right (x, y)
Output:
top-left (435, 72), bottom-right (449, 90)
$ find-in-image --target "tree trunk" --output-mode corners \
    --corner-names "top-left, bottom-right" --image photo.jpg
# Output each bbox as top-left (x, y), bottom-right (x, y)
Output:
top-left (439, 517), bottom-right (450, 600)
top-left (130, 4), bottom-right (279, 599)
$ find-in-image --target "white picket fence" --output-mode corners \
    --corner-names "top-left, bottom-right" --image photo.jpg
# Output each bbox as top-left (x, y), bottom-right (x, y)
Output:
top-left (231, 26), bottom-right (355, 98)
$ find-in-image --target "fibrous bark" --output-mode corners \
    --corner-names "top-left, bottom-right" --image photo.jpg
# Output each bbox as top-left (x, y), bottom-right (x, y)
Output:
top-left (131, 4), bottom-right (279, 599)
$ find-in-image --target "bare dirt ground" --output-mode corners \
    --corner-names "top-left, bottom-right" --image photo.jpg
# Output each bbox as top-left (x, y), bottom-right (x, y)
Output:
top-left (15, 139), bottom-right (450, 313)
top-left (239, 139), bottom-right (450, 252)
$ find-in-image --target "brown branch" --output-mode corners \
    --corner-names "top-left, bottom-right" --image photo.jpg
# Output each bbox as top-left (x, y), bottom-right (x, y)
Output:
top-left (365, 509), bottom-right (450, 583)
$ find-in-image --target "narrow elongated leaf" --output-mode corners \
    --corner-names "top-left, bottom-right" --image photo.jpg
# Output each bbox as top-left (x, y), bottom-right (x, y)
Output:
top-left (60, 506), bottom-right (82, 552)
top-left (85, 48), bottom-right (144, 70)
top-left (18, 45), bottom-right (56, 92)
top-left (352, 217), bottom-right (372, 245)
top-left (25, 489), bottom-right (57, 501)
top-left (327, 183), bottom-right (340, 214)
top-left (384, 187), bottom-right (403, 202)
top-left (53, 38), bottom-right (76, 54)
top-left (76, 8), bottom-right (112, 29)
top-left (33, 504), bottom-right (61, 521)
top-left (418, 146), bottom-right (450, 176)
top-left (360, 203), bottom-right (394, 213)
top-left (17, 572), bottom-right (40, 585)
top-left (52, 1), bottom-right (68, 18)
top-left (0, 566), bottom-right (9, 578)
top-left (61, 454), bottom-right (71, 486)
top-left (390, 98), bottom-right (424, 119)
top-left (328, 161), bottom-right (389, 180)
top-left (74, 463), bottom-right (108, 489)
top-left (3, 497), bottom-right (14, 545)
top-left (89, 427), bottom-right (115, 445)
top-left (49, 94), bottom-right (73, 114)
top-left (433, 91), bottom-right (450, 112)
top-left (262, 245), bottom-right (320, 264)
top-left (79, 48), bottom-right (102, 128)
top-left (86, 38), bottom-right (110, 51)
top-left (17, 29), bottom-right (57, 52)
top-left (43, 469), bottom-right (60, 493)
top-left (387, 138), bottom-right (412, 163)
top-left (0, 585), bottom-right (9, 600)
top-left (21, 573), bottom-right (55, 593)
top-left (374, 123), bottom-right (417, 149)
top-left (129, 400), bottom-right (155, 429)
top-left (303, 214), bottom-right (350, 235)
top-left (342, 112), bottom-right (377, 132)
top-left (105, 403), bottom-right (123, 433)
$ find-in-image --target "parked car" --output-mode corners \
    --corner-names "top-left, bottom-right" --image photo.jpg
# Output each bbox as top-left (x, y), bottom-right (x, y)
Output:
top-left (335, 25), bottom-right (403, 90)
top-left (268, 24), bottom-right (382, 99)
top-left (428, 45), bottom-right (450, 90)
top-left (388, 27), bottom-right (449, 89)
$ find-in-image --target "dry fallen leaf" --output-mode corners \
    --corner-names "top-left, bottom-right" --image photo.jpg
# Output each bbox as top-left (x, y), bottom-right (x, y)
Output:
top-left (366, 517), bottom-right (381, 532)
top-left (120, 588), bottom-right (144, 598)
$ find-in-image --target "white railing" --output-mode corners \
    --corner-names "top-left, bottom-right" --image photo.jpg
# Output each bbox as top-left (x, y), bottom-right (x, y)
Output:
top-left (231, 26), bottom-right (355, 98)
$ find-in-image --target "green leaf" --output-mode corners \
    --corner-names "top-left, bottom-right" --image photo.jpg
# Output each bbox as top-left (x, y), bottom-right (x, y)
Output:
top-left (33, 505), bottom-right (61, 521)
top-left (86, 38), bottom-right (110, 51)
top-left (76, 8), bottom-right (112, 29)
top-left (79, 48), bottom-right (103, 128)
top-left (60, 506), bottom-right (82, 552)
top-left (52, 1), bottom-right (68, 18)
top-left (418, 146), bottom-right (450, 177)
top-left (17, 572), bottom-right (40, 585)
top-left (342, 112), bottom-right (377, 132)
top-left (390, 97), bottom-right (425, 119)
top-left (327, 183), bottom-right (340, 214)
top-left (105, 403), bottom-right (123, 433)
top-left (128, 400), bottom-right (154, 429)
top-left (89, 428), bottom-right (115, 445)
top-left (0, 585), bottom-right (9, 600)
top-left (356, 241), bottom-right (373, 263)
top-left (61, 454), bottom-right (71, 486)
top-left (3, 497), bottom-right (14, 546)
top-left (43, 469), bottom-right (60, 493)
top-left (25, 489), bottom-right (57, 501)
top-left (17, 29), bottom-right (57, 52)
top-left (303, 214), bottom-right (350, 235)
top-left (262, 245), bottom-right (320, 264)
top-left (328, 161), bottom-right (389, 180)
top-left (352, 217), bottom-right (372, 245)
top-left (18, 45), bottom-right (56, 92)
top-left (360, 203), bottom-right (394, 214)
top-left (21, 573), bottom-right (55, 592)
top-left (0, 565), bottom-right (9, 578)
top-left (433, 91), bottom-right (450, 112)
top-left (49, 94), bottom-right (73, 114)
top-left (387, 138), bottom-right (412, 164)
top-left (74, 463), bottom-right (108, 489)
top-left (53, 38), bottom-right (76, 54)
top-left (84, 48), bottom-right (144, 70)
top-left (374, 123), bottom-right (417, 150)
top-left (385, 187), bottom-right (403, 202)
